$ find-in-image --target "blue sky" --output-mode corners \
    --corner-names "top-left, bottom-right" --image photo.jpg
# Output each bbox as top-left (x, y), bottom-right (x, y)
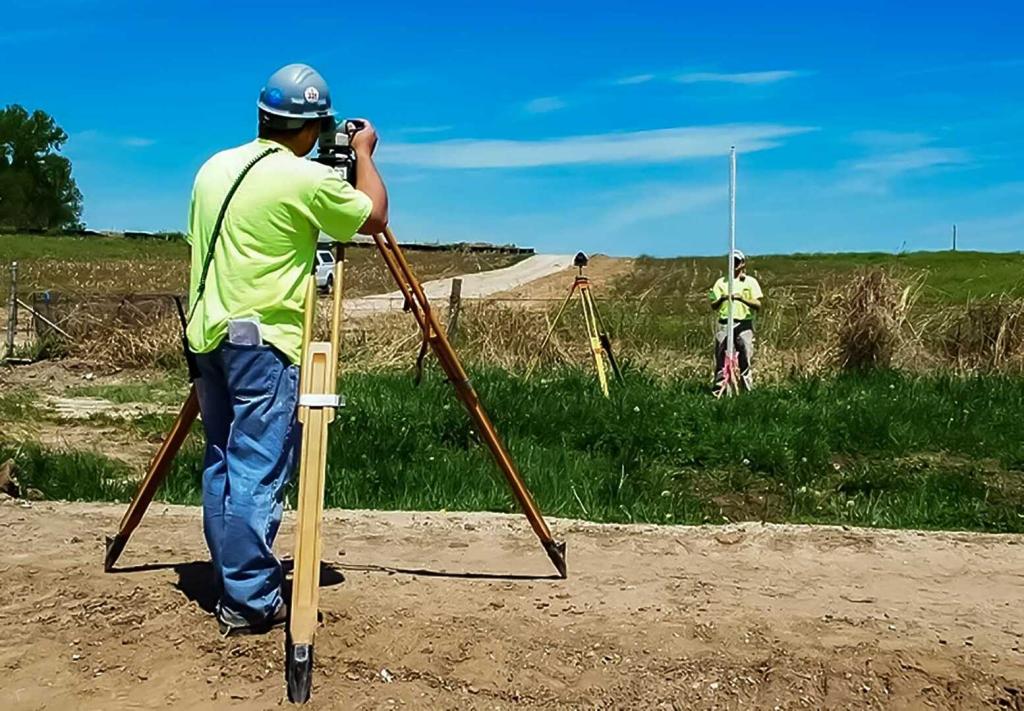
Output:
top-left (3, 0), bottom-right (1022, 256)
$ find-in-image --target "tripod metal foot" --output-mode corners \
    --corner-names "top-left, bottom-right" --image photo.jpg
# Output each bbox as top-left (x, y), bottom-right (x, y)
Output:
top-left (544, 539), bottom-right (568, 579)
top-left (104, 534), bottom-right (127, 573)
top-left (286, 643), bottom-right (313, 704)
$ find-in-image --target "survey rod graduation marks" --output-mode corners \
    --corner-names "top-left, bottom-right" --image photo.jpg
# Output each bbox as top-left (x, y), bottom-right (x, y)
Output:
top-left (728, 146), bottom-right (737, 372)
top-left (713, 146), bottom-right (743, 398)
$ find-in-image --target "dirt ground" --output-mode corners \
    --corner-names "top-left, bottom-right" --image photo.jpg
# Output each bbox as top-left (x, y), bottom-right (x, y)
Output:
top-left (2, 501), bottom-right (1022, 710)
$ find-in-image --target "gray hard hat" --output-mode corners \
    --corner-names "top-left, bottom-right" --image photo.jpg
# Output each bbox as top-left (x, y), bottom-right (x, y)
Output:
top-left (258, 64), bottom-right (334, 129)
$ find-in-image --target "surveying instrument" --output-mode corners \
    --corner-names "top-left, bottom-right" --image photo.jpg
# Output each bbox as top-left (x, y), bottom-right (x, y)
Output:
top-left (526, 251), bottom-right (622, 397)
top-left (715, 146), bottom-right (743, 398)
top-left (103, 120), bottom-right (567, 704)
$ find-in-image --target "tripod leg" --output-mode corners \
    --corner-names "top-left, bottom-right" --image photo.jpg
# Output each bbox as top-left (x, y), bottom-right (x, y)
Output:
top-left (525, 282), bottom-right (576, 378)
top-left (286, 344), bottom-right (332, 703)
top-left (104, 385), bottom-right (199, 571)
top-left (589, 296), bottom-right (623, 383)
top-left (374, 229), bottom-right (567, 578)
top-left (580, 287), bottom-right (610, 398)
top-left (287, 276), bottom-right (339, 704)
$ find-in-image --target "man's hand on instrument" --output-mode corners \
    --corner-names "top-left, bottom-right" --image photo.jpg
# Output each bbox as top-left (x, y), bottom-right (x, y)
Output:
top-left (349, 118), bottom-right (379, 156)
top-left (350, 118), bottom-right (389, 235)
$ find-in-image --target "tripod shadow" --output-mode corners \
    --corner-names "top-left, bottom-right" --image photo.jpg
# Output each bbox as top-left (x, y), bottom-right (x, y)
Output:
top-left (333, 562), bottom-right (563, 582)
top-left (109, 560), bottom-right (346, 613)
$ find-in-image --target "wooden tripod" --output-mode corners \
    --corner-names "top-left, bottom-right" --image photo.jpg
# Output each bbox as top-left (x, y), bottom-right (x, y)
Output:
top-left (527, 265), bottom-right (623, 397)
top-left (103, 228), bottom-right (567, 703)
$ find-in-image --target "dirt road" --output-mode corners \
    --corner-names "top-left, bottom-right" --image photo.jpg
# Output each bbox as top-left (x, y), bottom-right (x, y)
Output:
top-left (2, 501), bottom-right (1021, 710)
top-left (344, 254), bottom-right (573, 315)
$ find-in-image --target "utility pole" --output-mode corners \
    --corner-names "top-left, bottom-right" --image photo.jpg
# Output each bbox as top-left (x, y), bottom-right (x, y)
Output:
top-left (952, 224), bottom-right (957, 251)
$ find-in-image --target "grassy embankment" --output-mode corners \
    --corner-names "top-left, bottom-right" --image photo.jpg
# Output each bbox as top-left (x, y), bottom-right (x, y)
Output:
top-left (2, 369), bottom-right (1022, 533)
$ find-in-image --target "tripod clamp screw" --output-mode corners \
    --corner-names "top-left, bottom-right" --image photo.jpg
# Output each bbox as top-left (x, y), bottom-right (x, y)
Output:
top-left (298, 393), bottom-right (346, 409)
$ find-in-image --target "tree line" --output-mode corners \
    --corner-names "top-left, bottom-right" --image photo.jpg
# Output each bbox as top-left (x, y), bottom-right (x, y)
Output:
top-left (0, 105), bottom-right (83, 231)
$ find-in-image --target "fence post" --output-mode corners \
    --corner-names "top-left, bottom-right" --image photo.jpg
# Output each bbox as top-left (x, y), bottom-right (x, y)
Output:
top-left (5, 262), bottom-right (17, 359)
top-left (447, 277), bottom-right (463, 342)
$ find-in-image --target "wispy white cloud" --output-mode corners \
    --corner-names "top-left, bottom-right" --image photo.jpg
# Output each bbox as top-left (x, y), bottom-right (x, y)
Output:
top-left (71, 130), bottom-right (155, 149)
top-left (849, 130), bottom-right (931, 151)
top-left (612, 74), bottom-right (656, 86)
top-left (120, 137), bottom-right (155, 148)
top-left (599, 184), bottom-right (723, 231)
top-left (838, 138), bottom-right (969, 194)
top-left (523, 96), bottom-right (567, 114)
top-left (850, 148), bottom-right (969, 176)
top-left (674, 70), bottom-right (804, 85)
top-left (380, 123), bottom-right (815, 169)
top-left (391, 125), bottom-right (454, 136)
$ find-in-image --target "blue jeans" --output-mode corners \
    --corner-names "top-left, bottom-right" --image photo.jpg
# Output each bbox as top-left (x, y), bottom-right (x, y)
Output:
top-left (195, 342), bottom-right (300, 621)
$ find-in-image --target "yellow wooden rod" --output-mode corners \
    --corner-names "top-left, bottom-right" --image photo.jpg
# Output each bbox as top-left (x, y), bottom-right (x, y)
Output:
top-left (328, 244), bottom-right (345, 387)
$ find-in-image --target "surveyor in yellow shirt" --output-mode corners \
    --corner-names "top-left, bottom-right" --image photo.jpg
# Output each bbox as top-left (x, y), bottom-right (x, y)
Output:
top-left (708, 250), bottom-right (763, 391)
top-left (184, 64), bottom-right (388, 635)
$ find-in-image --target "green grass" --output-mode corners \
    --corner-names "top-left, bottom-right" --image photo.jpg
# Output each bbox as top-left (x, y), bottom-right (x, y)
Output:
top-left (0, 389), bottom-right (41, 419)
top-left (0, 233), bottom-right (187, 262)
top-left (0, 441), bottom-right (138, 501)
top-left (3, 369), bottom-right (1022, 533)
top-left (66, 379), bottom-right (188, 406)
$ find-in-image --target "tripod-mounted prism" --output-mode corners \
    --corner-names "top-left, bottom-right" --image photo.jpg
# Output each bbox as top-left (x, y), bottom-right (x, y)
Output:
top-left (527, 251), bottom-right (623, 397)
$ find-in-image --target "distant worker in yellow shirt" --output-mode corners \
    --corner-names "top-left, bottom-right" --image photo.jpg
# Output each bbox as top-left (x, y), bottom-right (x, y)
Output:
top-left (708, 250), bottom-right (763, 391)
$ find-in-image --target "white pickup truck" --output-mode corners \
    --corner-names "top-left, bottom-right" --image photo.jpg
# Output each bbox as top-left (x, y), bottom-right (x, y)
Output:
top-left (314, 247), bottom-right (336, 293)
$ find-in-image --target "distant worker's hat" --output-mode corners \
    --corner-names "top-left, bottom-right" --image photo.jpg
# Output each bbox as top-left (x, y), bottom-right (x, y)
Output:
top-left (732, 249), bottom-right (747, 263)
top-left (258, 63), bottom-right (334, 130)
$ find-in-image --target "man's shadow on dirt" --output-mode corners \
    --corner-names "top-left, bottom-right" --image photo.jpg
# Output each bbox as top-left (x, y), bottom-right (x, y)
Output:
top-left (110, 560), bottom-right (346, 613)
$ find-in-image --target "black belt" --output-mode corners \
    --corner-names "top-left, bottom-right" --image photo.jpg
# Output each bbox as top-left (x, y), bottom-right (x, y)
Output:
top-left (718, 319), bottom-right (753, 326)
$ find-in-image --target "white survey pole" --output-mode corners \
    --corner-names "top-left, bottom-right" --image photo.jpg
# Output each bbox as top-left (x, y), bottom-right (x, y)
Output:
top-left (726, 147), bottom-right (736, 363)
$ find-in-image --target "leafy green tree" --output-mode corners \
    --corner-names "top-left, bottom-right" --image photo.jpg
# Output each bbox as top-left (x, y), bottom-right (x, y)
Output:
top-left (0, 105), bottom-right (83, 230)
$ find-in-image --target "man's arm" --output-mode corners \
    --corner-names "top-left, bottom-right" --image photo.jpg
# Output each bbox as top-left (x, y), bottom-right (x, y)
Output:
top-left (739, 279), bottom-right (763, 310)
top-left (350, 120), bottom-right (388, 235)
top-left (709, 282), bottom-right (728, 310)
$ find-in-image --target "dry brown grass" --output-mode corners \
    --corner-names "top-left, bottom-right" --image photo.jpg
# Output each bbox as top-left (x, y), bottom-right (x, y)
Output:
top-left (13, 248), bottom-right (524, 298)
top-left (941, 297), bottom-right (1024, 372)
top-left (35, 295), bottom-right (184, 368)
top-left (816, 269), bottom-right (920, 371)
top-left (21, 268), bottom-right (1024, 379)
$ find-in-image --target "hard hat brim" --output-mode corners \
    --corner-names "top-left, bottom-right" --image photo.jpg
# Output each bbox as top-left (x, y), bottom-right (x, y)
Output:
top-left (257, 101), bottom-right (335, 120)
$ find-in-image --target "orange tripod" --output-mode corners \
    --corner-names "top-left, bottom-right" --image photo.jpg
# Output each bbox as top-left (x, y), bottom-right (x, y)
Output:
top-left (103, 228), bottom-right (567, 704)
